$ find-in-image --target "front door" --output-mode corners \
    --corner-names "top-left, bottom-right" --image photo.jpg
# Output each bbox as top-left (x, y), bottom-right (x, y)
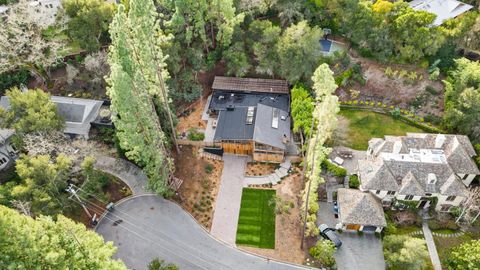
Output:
top-left (418, 200), bottom-right (428, 209)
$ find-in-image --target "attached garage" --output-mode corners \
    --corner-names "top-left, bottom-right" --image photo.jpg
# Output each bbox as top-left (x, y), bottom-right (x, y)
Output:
top-left (337, 188), bottom-right (387, 233)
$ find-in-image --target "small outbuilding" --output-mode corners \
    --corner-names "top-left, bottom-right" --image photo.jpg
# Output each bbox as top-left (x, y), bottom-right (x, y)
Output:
top-left (337, 188), bottom-right (386, 233)
top-left (409, 0), bottom-right (473, 26)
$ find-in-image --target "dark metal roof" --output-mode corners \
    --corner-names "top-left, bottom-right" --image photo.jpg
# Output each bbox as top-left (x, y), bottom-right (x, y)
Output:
top-left (253, 104), bottom-right (291, 150)
top-left (209, 91), bottom-right (289, 112)
top-left (213, 108), bottom-right (255, 141)
top-left (212, 76), bottom-right (289, 94)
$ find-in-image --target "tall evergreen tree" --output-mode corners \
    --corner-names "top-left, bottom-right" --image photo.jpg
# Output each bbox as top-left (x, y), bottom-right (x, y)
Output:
top-left (107, 0), bottom-right (177, 195)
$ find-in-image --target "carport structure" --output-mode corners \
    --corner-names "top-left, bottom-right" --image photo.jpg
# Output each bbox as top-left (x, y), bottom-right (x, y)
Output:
top-left (337, 188), bottom-right (386, 233)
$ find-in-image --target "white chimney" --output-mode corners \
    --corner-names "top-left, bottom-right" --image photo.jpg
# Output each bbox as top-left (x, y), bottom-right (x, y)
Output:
top-left (428, 173), bottom-right (437, 184)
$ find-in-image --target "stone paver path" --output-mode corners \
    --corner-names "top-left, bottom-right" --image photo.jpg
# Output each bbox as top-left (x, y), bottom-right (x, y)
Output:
top-left (244, 157), bottom-right (291, 186)
top-left (422, 222), bottom-right (442, 270)
top-left (94, 156), bottom-right (149, 195)
top-left (211, 154), bottom-right (247, 246)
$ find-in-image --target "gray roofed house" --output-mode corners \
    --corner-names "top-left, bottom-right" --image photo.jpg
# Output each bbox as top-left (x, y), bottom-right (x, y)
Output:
top-left (206, 76), bottom-right (292, 163)
top-left (359, 133), bottom-right (479, 212)
top-left (0, 95), bottom-right (103, 139)
top-left (337, 188), bottom-right (387, 232)
top-left (409, 0), bottom-right (473, 26)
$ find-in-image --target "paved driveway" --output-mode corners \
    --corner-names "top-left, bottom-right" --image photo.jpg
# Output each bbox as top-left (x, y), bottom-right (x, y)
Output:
top-left (96, 195), bottom-right (312, 270)
top-left (210, 154), bottom-right (247, 245)
top-left (317, 202), bottom-right (385, 270)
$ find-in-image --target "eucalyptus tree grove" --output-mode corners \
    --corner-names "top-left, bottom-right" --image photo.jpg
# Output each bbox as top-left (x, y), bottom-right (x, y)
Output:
top-left (107, 0), bottom-right (178, 195)
top-left (302, 63), bottom-right (340, 236)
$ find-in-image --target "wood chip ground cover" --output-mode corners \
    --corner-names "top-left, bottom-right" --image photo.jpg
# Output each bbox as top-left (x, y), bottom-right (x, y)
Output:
top-left (236, 188), bottom-right (276, 249)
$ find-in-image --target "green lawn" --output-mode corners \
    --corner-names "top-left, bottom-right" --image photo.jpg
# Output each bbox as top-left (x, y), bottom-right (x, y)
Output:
top-left (338, 110), bottom-right (424, 150)
top-left (236, 188), bottom-right (276, 249)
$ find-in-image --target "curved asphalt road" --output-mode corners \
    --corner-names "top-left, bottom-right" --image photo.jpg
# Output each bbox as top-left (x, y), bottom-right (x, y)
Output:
top-left (96, 195), bottom-right (313, 270)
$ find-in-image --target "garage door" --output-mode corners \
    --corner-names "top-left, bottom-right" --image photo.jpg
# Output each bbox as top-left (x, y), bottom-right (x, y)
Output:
top-left (362, 226), bottom-right (377, 232)
top-left (346, 224), bottom-right (361, 230)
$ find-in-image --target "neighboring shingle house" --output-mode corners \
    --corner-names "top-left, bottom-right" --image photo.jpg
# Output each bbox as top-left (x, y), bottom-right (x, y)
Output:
top-left (337, 188), bottom-right (387, 233)
top-left (206, 76), bottom-right (291, 163)
top-left (0, 129), bottom-right (19, 172)
top-left (0, 95), bottom-right (103, 139)
top-left (409, 0), bottom-right (473, 26)
top-left (358, 133), bottom-right (479, 212)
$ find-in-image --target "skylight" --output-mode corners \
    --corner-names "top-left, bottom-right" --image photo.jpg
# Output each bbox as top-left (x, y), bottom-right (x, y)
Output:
top-left (272, 108), bottom-right (279, 129)
top-left (246, 106), bottom-right (254, 124)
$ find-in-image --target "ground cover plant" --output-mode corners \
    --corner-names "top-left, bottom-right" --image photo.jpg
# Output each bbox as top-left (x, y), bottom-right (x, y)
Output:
top-left (236, 188), bottom-right (276, 249)
top-left (338, 110), bottom-right (423, 150)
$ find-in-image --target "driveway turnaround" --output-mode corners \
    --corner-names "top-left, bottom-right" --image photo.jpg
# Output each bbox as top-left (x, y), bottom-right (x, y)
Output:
top-left (210, 154), bottom-right (247, 245)
top-left (317, 202), bottom-right (385, 270)
top-left (96, 195), bottom-right (312, 270)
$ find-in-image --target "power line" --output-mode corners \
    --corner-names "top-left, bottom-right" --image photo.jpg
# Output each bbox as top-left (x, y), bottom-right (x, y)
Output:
top-left (69, 195), bottom-right (233, 270)
top-left (68, 197), bottom-right (210, 270)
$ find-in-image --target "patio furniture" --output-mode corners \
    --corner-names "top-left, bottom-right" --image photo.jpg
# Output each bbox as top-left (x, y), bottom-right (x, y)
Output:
top-left (334, 157), bottom-right (344, 165)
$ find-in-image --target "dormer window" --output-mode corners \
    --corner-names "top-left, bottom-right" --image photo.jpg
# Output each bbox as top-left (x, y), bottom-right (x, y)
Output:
top-left (427, 173), bottom-right (437, 184)
top-left (0, 157), bottom-right (7, 165)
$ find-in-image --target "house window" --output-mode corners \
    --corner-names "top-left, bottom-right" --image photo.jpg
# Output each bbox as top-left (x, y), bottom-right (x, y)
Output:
top-left (440, 205), bottom-right (451, 212)
top-left (460, 174), bottom-right (469, 180)
top-left (0, 157), bottom-right (7, 165)
top-left (376, 190), bottom-right (381, 195)
top-left (387, 191), bottom-right (395, 195)
top-left (446, 196), bottom-right (456, 202)
top-left (405, 195), bottom-right (414, 200)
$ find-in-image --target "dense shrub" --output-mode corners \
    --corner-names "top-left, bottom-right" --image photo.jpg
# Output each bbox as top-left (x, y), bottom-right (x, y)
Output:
top-left (0, 69), bottom-right (30, 94)
top-left (187, 128), bottom-right (205, 141)
top-left (204, 164), bottom-right (214, 174)
top-left (349, 174), bottom-right (360, 189)
top-left (322, 159), bottom-right (347, 177)
top-left (309, 239), bottom-right (336, 267)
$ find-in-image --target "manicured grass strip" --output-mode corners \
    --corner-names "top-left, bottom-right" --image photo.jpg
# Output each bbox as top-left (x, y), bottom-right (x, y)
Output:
top-left (339, 110), bottom-right (423, 150)
top-left (235, 188), bottom-right (276, 249)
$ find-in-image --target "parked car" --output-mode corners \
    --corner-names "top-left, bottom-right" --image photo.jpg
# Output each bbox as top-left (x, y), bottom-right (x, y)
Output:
top-left (319, 224), bottom-right (342, 247)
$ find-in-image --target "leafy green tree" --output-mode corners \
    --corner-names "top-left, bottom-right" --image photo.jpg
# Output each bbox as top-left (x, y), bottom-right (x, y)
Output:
top-left (9, 154), bottom-right (72, 217)
top-left (309, 239), bottom-right (336, 267)
top-left (0, 205), bottom-right (126, 270)
top-left (148, 258), bottom-right (179, 270)
top-left (0, 69), bottom-right (30, 95)
top-left (277, 21), bottom-right (323, 83)
top-left (383, 235), bottom-right (430, 270)
top-left (223, 42), bottom-right (251, 77)
top-left (107, 0), bottom-right (176, 195)
top-left (445, 239), bottom-right (480, 270)
top-left (62, 0), bottom-right (116, 52)
top-left (249, 20), bottom-right (281, 77)
top-left (443, 58), bottom-right (480, 143)
top-left (0, 88), bottom-right (63, 133)
top-left (290, 84), bottom-right (314, 137)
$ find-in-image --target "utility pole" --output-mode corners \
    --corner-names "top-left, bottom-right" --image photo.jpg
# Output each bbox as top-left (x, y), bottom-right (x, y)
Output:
top-left (67, 185), bottom-right (92, 218)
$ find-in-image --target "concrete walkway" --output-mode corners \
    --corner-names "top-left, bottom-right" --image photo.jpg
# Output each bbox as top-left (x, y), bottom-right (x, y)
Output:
top-left (94, 156), bottom-right (149, 195)
top-left (211, 154), bottom-right (247, 246)
top-left (243, 158), bottom-right (291, 186)
top-left (422, 222), bottom-right (442, 270)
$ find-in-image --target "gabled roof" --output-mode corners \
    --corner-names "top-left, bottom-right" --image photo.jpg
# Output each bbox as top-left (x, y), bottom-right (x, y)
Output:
top-left (358, 159), bottom-right (399, 191)
top-left (338, 188), bottom-right (386, 227)
top-left (440, 174), bottom-right (470, 196)
top-left (0, 95), bottom-right (103, 136)
top-left (252, 104), bottom-right (290, 150)
top-left (444, 137), bottom-right (480, 175)
top-left (398, 172), bottom-right (425, 196)
top-left (212, 76), bottom-right (289, 94)
top-left (409, 0), bottom-right (473, 26)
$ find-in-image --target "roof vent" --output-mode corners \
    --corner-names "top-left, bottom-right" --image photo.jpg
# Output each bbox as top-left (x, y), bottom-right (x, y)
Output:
top-left (226, 105), bottom-right (234, 111)
top-left (280, 115), bottom-right (286, 121)
top-left (428, 173), bottom-right (437, 184)
top-left (435, 134), bottom-right (446, 148)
